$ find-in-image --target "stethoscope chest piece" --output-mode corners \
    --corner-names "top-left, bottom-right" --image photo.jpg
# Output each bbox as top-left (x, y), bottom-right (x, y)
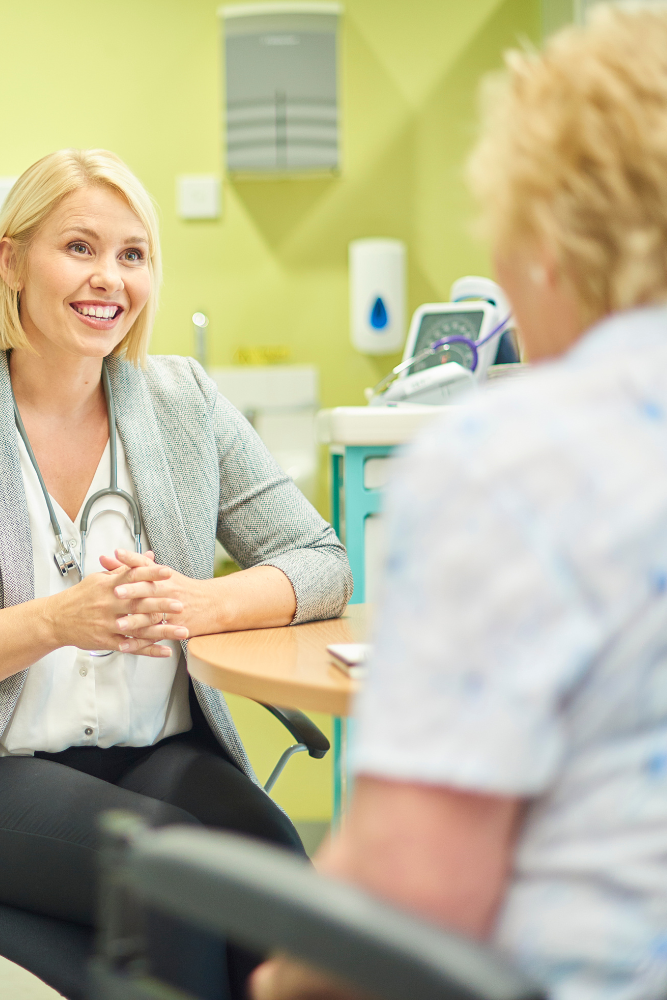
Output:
top-left (54, 541), bottom-right (82, 579)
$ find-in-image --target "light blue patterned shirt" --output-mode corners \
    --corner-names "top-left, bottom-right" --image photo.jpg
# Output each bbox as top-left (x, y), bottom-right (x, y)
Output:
top-left (353, 306), bottom-right (667, 1000)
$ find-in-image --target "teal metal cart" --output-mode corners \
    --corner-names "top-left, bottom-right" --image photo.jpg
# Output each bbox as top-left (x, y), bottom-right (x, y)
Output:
top-left (318, 406), bottom-right (451, 821)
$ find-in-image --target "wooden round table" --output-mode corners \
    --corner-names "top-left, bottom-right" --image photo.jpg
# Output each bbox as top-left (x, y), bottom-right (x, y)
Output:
top-left (187, 603), bottom-right (369, 717)
top-left (188, 604), bottom-right (371, 818)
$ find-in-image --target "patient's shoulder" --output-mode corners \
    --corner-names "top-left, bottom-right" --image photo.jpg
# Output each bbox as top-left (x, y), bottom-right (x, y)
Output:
top-left (419, 354), bottom-right (641, 470)
top-left (410, 351), bottom-right (667, 530)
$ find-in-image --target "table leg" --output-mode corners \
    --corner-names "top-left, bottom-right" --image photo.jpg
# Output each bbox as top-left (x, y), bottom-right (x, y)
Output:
top-left (333, 716), bottom-right (354, 826)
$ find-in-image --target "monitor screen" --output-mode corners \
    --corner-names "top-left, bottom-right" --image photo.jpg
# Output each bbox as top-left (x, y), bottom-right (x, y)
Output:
top-left (410, 310), bottom-right (484, 374)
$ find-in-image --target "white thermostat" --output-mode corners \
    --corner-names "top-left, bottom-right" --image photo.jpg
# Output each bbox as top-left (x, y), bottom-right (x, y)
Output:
top-left (177, 175), bottom-right (222, 220)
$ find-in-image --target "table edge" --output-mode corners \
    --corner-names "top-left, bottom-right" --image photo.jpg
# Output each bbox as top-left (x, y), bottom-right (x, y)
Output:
top-left (187, 650), bottom-right (355, 717)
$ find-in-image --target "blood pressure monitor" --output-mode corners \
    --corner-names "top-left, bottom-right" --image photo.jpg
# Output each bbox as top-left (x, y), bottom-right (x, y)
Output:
top-left (367, 277), bottom-right (513, 407)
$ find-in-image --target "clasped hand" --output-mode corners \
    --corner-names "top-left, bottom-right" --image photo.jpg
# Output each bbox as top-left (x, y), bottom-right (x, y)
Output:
top-left (250, 957), bottom-right (373, 1000)
top-left (47, 548), bottom-right (191, 658)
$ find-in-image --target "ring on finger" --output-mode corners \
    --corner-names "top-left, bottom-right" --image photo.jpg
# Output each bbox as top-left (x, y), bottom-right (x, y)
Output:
top-left (162, 612), bottom-right (168, 626)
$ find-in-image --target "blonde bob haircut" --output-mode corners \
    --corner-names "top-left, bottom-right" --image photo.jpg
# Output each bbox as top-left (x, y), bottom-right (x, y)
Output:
top-left (0, 148), bottom-right (161, 366)
top-left (468, 6), bottom-right (667, 327)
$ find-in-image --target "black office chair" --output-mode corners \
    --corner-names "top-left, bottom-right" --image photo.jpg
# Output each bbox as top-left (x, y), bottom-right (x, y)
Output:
top-left (0, 703), bottom-right (329, 1000)
top-left (91, 812), bottom-right (545, 1000)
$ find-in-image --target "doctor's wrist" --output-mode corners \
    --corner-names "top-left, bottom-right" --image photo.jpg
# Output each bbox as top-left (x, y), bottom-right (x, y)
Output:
top-left (36, 593), bottom-right (65, 655)
top-left (205, 565), bottom-right (297, 633)
top-left (193, 576), bottom-right (231, 634)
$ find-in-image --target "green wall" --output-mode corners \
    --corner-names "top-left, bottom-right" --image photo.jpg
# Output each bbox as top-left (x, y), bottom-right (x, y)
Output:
top-left (542, 0), bottom-right (575, 36)
top-left (0, 0), bottom-right (539, 820)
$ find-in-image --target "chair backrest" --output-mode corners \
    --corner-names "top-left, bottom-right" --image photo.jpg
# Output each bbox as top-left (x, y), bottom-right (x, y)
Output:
top-left (91, 812), bottom-right (545, 1000)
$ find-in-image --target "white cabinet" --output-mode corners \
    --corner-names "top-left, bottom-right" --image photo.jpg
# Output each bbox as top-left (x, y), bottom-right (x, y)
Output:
top-left (210, 365), bottom-right (319, 502)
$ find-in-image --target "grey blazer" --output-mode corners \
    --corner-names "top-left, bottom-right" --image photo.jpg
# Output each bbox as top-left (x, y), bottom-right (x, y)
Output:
top-left (0, 351), bottom-right (352, 782)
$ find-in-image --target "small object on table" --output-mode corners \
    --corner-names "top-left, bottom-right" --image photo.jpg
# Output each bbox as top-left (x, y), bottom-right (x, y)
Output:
top-left (327, 643), bottom-right (371, 680)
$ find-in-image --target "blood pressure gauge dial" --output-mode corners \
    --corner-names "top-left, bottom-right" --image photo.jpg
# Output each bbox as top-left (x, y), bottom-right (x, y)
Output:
top-left (411, 312), bottom-right (483, 374)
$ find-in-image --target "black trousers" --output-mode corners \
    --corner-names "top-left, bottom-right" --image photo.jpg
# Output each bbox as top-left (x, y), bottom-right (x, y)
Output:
top-left (0, 716), bottom-right (305, 999)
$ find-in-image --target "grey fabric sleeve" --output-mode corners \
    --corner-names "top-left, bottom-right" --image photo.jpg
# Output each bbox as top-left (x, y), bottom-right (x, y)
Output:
top-left (188, 360), bottom-right (353, 623)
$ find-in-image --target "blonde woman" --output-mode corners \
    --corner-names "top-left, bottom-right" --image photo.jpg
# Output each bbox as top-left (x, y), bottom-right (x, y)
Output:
top-left (254, 8), bottom-right (667, 1000)
top-left (0, 149), bottom-right (351, 998)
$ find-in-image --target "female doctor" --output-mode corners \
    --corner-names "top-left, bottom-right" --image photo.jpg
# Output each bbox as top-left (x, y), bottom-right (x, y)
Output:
top-left (0, 148), bottom-right (352, 995)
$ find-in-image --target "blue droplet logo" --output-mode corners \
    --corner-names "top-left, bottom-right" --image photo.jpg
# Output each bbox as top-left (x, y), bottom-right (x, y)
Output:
top-left (369, 296), bottom-right (389, 330)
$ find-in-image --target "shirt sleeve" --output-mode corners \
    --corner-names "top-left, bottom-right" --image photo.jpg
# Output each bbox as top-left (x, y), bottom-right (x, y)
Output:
top-left (352, 414), bottom-right (602, 796)
top-left (205, 371), bottom-right (353, 624)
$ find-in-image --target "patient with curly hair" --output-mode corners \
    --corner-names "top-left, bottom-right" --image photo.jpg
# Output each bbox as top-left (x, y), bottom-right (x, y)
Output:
top-left (254, 8), bottom-right (667, 1000)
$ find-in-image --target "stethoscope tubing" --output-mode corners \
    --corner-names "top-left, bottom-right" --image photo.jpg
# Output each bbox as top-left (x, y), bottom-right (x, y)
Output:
top-left (12, 386), bottom-right (81, 575)
top-left (12, 358), bottom-right (143, 583)
top-left (79, 362), bottom-right (142, 574)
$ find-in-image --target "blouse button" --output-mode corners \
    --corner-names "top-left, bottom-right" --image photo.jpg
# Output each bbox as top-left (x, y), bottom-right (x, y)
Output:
top-left (79, 666), bottom-right (88, 677)
top-left (84, 727), bottom-right (93, 736)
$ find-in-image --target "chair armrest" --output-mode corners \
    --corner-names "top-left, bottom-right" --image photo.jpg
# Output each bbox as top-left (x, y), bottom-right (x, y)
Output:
top-left (99, 815), bottom-right (543, 1000)
top-left (258, 703), bottom-right (330, 759)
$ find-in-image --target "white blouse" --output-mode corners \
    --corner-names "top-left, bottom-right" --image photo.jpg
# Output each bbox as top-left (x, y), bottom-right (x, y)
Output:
top-left (0, 431), bottom-right (192, 755)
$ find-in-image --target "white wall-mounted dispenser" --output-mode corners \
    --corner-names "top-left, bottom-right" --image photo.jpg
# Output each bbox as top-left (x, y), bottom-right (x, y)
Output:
top-left (220, 2), bottom-right (342, 174)
top-left (349, 238), bottom-right (407, 355)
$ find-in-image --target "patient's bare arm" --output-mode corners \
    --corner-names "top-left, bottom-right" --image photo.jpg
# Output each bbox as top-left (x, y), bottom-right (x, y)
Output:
top-left (321, 777), bottom-right (522, 936)
top-left (251, 776), bottom-right (524, 1000)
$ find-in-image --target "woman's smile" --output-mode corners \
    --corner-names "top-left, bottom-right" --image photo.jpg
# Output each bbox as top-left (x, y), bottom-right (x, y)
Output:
top-left (69, 299), bottom-right (125, 330)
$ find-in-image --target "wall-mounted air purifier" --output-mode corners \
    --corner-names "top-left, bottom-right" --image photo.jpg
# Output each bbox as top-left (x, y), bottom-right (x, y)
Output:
top-left (220, 2), bottom-right (341, 174)
top-left (349, 238), bottom-right (407, 356)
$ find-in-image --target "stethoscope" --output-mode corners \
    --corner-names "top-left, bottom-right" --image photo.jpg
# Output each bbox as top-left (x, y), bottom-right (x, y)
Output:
top-left (12, 358), bottom-right (143, 584)
top-left (367, 311), bottom-right (512, 403)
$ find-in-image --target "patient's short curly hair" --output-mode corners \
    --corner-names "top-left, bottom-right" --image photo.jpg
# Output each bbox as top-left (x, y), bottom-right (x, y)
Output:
top-left (468, 5), bottom-right (667, 325)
